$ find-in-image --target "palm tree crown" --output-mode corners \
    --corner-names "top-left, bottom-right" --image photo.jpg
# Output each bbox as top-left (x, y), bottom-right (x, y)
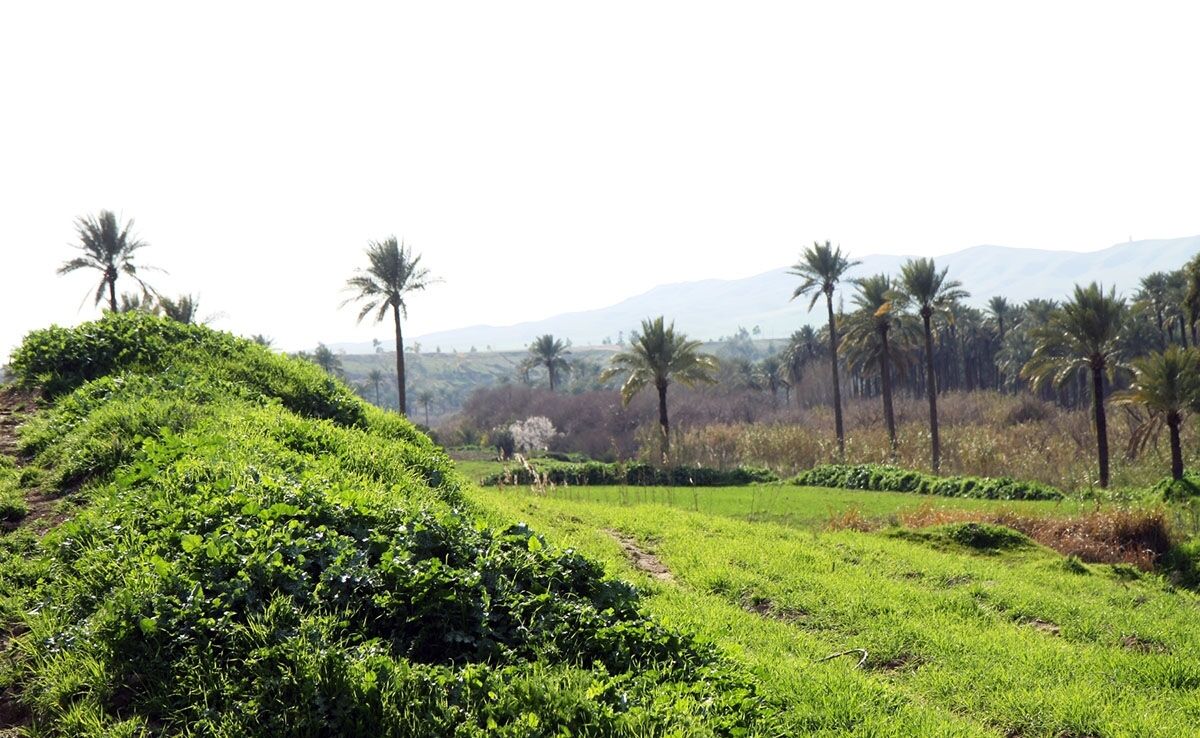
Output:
top-left (529, 334), bottom-right (571, 391)
top-left (59, 210), bottom-right (158, 313)
top-left (600, 317), bottom-right (718, 459)
top-left (342, 237), bottom-right (438, 414)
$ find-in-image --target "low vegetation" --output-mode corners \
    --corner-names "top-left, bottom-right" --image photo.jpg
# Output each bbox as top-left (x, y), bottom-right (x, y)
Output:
top-left (0, 314), bottom-right (778, 736)
top-left (793, 463), bottom-right (1065, 501)
top-left (481, 459), bottom-right (777, 488)
top-left (472, 484), bottom-right (1200, 737)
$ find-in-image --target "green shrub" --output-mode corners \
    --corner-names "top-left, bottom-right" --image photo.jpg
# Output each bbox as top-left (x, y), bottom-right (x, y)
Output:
top-left (482, 460), bottom-right (778, 487)
top-left (0, 316), bottom-right (779, 736)
top-left (1153, 473), bottom-right (1200, 501)
top-left (940, 522), bottom-right (1032, 550)
top-left (793, 464), bottom-right (1065, 501)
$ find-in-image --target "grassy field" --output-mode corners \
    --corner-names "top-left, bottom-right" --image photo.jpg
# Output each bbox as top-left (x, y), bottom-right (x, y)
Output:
top-left (471, 483), bottom-right (1200, 737)
top-left (455, 457), bottom-right (1099, 528)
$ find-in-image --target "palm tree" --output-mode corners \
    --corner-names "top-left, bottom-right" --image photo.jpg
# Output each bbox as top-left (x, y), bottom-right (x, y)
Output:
top-left (118, 291), bottom-right (155, 313)
top-left (312, 343), bottom-right (345, 378)
top-left (987, 296), bottom-right (1014, 343)
top-left (367, 368), bottom-right (385, 405)
top-left (529, 334), bottom-right (571, 391)
top-left (251, 334), bottom-right (274, 348)
top-left (756, 355), bottom-right (784, 405)
top-left (987, 296), bottom-right (1016, 390)
top-left (841, 274), bottom-right (914, 456)
top-left (1137, 272), bottom-right (1172, 346)
top-left (600, 317), bottom-right (718, 461)
top-left (1022, 283), bottom-right (1126, 488)
top-left (782, 326), bottom-right (820, 405)
top-left (789, 241), bottom-right (860, 459)
top-left (417, 389), bottom-right (435, 426)
top-left (159, 294), bottom-right (200, 324)
top-left (342, 237), bottom-right (437, 415)
top-left (58, 210), bottom-right (158, 312)
top-left (897, 258), bottom-right (969, 474)
top-left (1113, 346), bottom-right (1200, 481)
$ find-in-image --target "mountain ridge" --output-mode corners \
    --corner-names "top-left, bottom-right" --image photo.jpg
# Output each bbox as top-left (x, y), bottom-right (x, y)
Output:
top-left (386, 237), bottom-right (1199, 353)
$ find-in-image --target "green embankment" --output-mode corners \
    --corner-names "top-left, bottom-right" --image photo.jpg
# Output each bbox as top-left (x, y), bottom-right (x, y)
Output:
top-left (471, 487), bottom-right (1200, 737)
top-left (0, 314), bottom-right (779, 737)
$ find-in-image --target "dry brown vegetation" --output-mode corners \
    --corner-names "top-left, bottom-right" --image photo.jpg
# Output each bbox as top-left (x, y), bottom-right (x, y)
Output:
top-left (828, 502), bottom-right (1174, 570)
top-left (667, 391), bottom-right (1198, 493)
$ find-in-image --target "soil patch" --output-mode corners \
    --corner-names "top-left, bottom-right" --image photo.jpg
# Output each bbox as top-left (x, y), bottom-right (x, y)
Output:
top-left (605, 530), bottom-right (673, 581)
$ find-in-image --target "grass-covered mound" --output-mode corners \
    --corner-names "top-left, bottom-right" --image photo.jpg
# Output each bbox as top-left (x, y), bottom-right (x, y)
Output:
top-left (0, 314), bottom-right (777, 737)
top-left (482, 460), bottom-right (777, 488)
top-left (1152, 472), bottom-right (1200, 501)
top-left (794, 463), bottom-right (1065, 501)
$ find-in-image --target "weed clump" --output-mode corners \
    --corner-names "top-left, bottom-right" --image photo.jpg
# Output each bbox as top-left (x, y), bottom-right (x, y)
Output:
top-left (0, 314), bottom-right (779, 736)
top-left (794, 463), bottom-right (1065, 501)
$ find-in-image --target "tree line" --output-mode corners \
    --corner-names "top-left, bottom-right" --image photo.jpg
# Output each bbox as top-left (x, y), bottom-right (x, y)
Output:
top-left (54, 211), bottom-right (1200, 487)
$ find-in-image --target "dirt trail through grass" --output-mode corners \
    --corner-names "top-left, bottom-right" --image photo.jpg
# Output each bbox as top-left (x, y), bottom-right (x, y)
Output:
top-left (604, 529), bottom-right (673, 581)
top-left (0, 387), bottom-right (62, 533)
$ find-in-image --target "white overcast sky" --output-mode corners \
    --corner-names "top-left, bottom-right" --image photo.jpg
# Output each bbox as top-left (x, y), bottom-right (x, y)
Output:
top-left (3, 1), bottom-right (1199, 359)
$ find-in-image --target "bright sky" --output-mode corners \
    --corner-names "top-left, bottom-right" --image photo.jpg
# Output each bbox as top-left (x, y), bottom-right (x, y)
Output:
top-left (3, 1), bottom-right (1199, 359)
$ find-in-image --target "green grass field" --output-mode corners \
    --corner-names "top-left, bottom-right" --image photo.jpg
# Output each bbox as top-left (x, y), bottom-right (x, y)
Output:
top-left (471, 483), bottom-right (1200, 736)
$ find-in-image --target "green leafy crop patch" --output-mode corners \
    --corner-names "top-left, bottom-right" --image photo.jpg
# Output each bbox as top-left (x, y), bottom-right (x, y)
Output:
top-left (0, 314), bottom-right (779, 737)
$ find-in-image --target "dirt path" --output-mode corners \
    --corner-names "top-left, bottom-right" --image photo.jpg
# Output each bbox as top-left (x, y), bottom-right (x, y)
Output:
top-left (0, 388), bottom-right (35, 459)
top-left (604, 530), bottom-right (673, 581)
top-left (0, 386), bottom-right (65, 534)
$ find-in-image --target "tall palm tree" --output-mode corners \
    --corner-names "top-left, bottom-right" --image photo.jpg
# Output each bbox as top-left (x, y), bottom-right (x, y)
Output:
top-left (342, 237), bottom-right (437, 415)
top-left (789, 241), bottom-right (860, 459)
top-left (987, 296), bottom-right (1015, 389)
top-left (898, 258), bottom-right (969, 473)
top-left (529, 334), bottom-right (571, 391)
top-left (600, 317), bottom-right (718, 461)
top-left (58, 210), bottom-right (158, 313)
top-left (1113, 346), bottom-right (1200, 481)
top-left (367, 368), bottom-right (385, 405)
top-left (1022, 283), bottom-right (1126, 488)
top-left (841, 274), bottom-right (914, 456)
top-left (756, 355), bottom-right (784, 405)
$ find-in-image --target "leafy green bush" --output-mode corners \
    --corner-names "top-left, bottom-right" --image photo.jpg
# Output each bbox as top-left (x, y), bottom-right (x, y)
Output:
top-left (482, 460), bottom-right (778, 487)
top-left (940, 522), bottom-right (1032, 550)
top-left (1152, 473), bottom-right (1200, 501)
top-left (0, 316), bottom-right (779, 736)
top-left (793, 464), bottom-right (1065, 500)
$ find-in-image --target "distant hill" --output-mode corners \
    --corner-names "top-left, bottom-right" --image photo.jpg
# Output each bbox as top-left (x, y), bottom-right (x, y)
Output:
top-left (410, 237), bottom-right (1200, 350)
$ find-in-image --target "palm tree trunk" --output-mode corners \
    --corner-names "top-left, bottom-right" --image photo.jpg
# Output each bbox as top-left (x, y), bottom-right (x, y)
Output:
top-left (392, 303), bottom-right (407, 414)
top-left (1180, 316), bottom-right (1190, 348)
top-left (547, 361), bottom-right (556, 392)
top-left (1091, 363), bottom-right (1109, 488)
top-left (107, 278), bottom-right (117, 313)
top-left (880, 328), bottom-right (897, 459)
top-left (424, 401), bottom-right (430, 427)
top-left (825, 292), bottom-right (845, 460)
top-left (1169, 412), bottom-right (1184, 481)
top-left (922, 310), bottom-right (941, 473)
top-left (657, 381), bottom-right (670, 463)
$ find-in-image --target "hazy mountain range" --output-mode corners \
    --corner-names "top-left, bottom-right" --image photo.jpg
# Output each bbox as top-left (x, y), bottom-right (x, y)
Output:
top-left (339, 237), bottom-right (1199, 353)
